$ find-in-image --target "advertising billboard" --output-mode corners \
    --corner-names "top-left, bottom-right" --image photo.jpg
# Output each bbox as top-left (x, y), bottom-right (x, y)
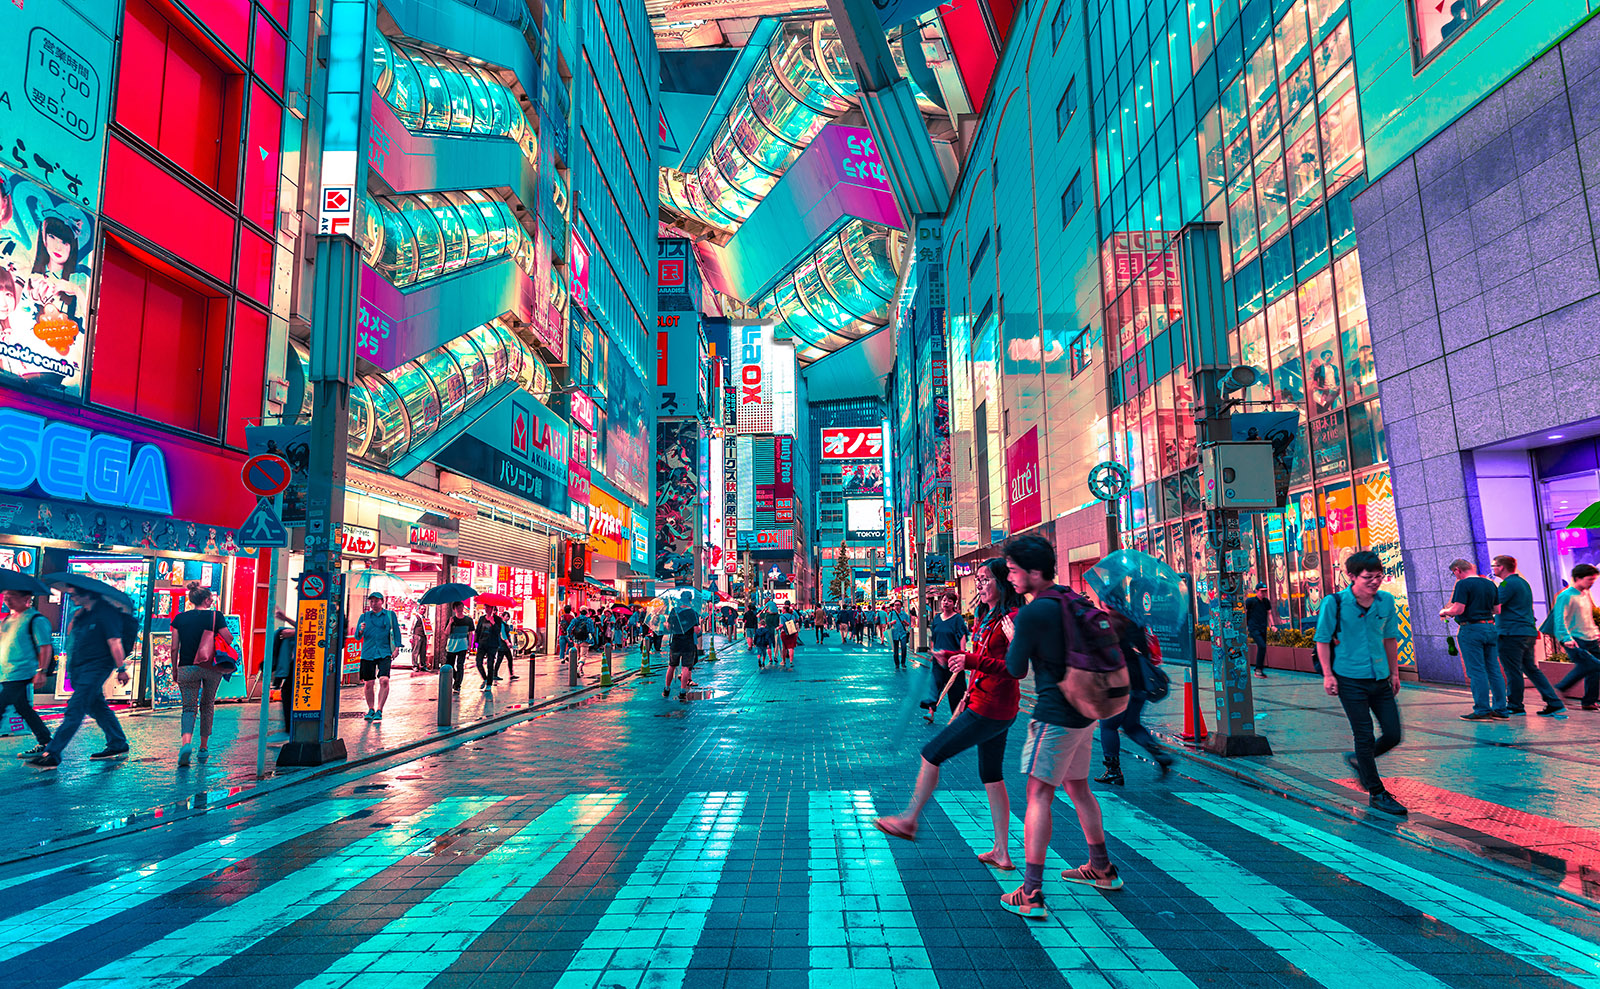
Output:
top-left (569, 228), bottom-right (591, 314)
top-left (846, 498), bottom-right (886, 540)
top-left (655, 419), bottom-right (697, 583)
top-left (1006, 426), bottom-right (1042, 533)
top-left (435, 389), bottom-right (571, 516)
top-left (0, 165), bottom-right (97, 399)
top-left (841, 463), bottom-right (884, 495)
top-left (604, 356), bottom-right (650, 502)
top-left (820, 426), bottom-right (885, 460)
top-left (588, 487), bottom-right (631, 562)
top-left (734, 322), bottom-right (796, 435)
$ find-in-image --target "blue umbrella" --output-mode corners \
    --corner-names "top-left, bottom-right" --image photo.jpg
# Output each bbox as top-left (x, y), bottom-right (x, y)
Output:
top-left (419, 582), bottom-right (478, 605)
top-left (1086, 549), bottom-right (1194, 663)
top-left (0, 569), bottom-right (49, 596)
top-left (42, 572), bottom-right (137, 613)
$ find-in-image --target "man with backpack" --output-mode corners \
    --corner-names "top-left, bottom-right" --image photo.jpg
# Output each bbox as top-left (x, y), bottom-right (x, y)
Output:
top-left (663, 598), bottom-right (699, 700)
top-left (1, 586), bottom-right (54, 758)
top-left (1000, 535), bottom-right (1129, 918)
top-left (567, 607), bottom-right (595, 672)
top-left (1314, 550), bottom-right (1408, 817)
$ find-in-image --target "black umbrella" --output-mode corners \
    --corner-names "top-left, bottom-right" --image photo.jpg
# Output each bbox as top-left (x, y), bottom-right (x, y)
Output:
top-left (418, 582), bottom-right (478, 605)
top-left (0, 570), bottom-right (49, 596)
top-left (41, 572), bottom-right (137, 613)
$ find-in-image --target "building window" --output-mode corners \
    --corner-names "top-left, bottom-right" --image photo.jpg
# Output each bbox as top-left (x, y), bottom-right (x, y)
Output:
top-left (1052, 0), bottom-right (1070, 48)
top-left (968, 229), bottom-right (991, 277)
top-left (1412, 0), bottom-right (1498, 66)
top-left (1056, 79), bottom-right (1076, 135)
top-left (1061, 171), bottom-right (1083, 226)
top-left (1070, 327), bottom-right (1093, 376)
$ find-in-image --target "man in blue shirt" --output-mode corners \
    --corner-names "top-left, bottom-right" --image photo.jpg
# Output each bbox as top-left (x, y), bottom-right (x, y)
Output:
top-left (1314, 551), bottom-right (1406, 817)
top-left (355, 592), bottom-right (401, 720)
top-left (1491, 555), bottom-right (1564, 717)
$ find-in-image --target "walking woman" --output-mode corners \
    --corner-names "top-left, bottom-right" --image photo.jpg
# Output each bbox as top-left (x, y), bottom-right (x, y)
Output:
top-left (874, 558), bottom-right (1024, 869)
top-left (445, 601), bottom-right (473, 693)
top-left (779, 602), bottom-right (800, 670)
top-left (169, 583), bottom-right (232, 766)
top-left (1095, 611), bottom-right (1174, 785)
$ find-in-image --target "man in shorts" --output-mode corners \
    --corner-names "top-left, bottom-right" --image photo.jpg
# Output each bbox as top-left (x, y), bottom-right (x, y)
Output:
top-left (355, 592), bottom-right (400, 720)
top-left (664, 600), bottom-right (699, 700)
top-left (1000, 535), bottom-right (1122, 919)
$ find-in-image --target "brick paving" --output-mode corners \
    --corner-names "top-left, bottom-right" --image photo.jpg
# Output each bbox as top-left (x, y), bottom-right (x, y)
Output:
top-left (0, 637), bottom-right (1596, 989)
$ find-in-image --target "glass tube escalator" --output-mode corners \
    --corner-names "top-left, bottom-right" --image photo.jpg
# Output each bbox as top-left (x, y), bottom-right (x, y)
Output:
top-left (372, 32), bottom-right (533, 154)
top-left (362, 190), bottom-right (535, 289)
top-left (758, 220), bottom-right (904, 364)
top-left (293, 319), bottom-right (554, 470)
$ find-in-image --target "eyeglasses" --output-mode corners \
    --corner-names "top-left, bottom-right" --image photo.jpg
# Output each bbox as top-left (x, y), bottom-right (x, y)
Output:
top-left (1353, 572), bottom-right (1385, 581)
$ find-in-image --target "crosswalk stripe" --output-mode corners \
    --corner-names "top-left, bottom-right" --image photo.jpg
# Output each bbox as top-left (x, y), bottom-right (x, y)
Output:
top-left (941, 789), bottom-right (1196, 989)
top-left (551, 791), bottom-right (746, 989)
top-left (1182, 793), bottom-right (1600, 988)
top-left (808, 790), bottom-right (938, 989)
top-left (1097, 794), bottom-right (1453, 989)
top-left (63, 795), bottom-right (505, 989)
top-left (0, 799), bottom-right (382, 963)
top-left (0, 855), bottom-right (105, 894)
top-left (291, 793), bottom-right (625, 989)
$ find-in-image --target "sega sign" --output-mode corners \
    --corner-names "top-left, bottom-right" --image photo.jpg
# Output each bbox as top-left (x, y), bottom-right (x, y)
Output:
top-left (0, 409), bottom-right (173, 515)
top-left (820, 426), bottom-right (884, 460)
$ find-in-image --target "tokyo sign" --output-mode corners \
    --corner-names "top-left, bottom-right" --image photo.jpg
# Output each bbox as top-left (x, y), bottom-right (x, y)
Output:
top-left (820, 426), bottom-right (884, 460)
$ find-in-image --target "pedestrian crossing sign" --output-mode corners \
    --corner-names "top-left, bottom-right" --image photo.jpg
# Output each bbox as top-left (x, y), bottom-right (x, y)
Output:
top-left (238, 497), bottom-right (290, 548)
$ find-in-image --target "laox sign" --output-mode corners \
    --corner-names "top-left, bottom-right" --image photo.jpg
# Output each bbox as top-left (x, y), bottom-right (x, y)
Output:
top-left (739, 324), bottom-right (763, 405)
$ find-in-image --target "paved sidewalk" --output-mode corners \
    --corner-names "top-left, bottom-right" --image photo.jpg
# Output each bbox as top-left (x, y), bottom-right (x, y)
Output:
top-left (1142, 668), bottom-right (1600, 898)
top-left (0, 642), bottom-right (679, 858)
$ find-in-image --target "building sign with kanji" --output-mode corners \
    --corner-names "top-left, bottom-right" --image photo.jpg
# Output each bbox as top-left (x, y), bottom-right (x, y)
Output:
top-left (820, 426), bottom-right (884, 460)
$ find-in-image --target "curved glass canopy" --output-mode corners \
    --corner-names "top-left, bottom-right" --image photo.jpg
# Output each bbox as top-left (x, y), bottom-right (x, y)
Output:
top-left (757, 220), bottom-right (905, 365)
top-left (361, 189), bottom-right (535, 289)
top-left (662, 19), bottom-right (938, 235)
top-left (372, 33), bottom-right (534, 155)
top-left (294, 318), bottom-right (552, 469)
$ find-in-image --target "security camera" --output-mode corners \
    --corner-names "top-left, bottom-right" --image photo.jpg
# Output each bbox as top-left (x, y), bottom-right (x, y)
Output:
top-left (1217, 364), bottom-right (1260, 395)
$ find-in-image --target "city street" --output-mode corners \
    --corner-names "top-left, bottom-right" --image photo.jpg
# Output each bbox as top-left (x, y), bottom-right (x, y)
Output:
top-left (3, 640), bottom-right (1596, 989)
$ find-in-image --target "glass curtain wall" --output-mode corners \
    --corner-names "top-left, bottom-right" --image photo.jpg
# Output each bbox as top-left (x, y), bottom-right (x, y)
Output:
top-left (362, 190), bottom-right (537, 288)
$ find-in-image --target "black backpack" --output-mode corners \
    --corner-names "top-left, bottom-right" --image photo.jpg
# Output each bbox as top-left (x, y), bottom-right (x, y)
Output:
top-left (117, 607), bottom-right (140, 657)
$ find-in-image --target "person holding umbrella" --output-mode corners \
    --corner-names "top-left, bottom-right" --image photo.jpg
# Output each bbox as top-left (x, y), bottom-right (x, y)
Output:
top-left (418, 582), bottom-right (478, 693)
top-left (0, 572), bottom-right (54, 759)
top-left (29, 576), bottom-right (133, 769)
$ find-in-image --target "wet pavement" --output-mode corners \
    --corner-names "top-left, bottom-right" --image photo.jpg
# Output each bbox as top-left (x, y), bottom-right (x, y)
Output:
top-left (2, 637), bottom-right (1597, 989)
top-left (1144, 668), bottom-right (1600, 899)
top-left (0, 644), bottom-right (670, 859)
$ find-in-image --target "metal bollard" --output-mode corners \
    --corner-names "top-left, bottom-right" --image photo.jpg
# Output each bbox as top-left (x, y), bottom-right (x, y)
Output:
top-left (437, 663), bottom-right (454, 727)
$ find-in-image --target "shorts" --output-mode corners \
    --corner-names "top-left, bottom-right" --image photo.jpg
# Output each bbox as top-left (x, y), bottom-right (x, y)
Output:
top-left (922, 711), bottom-right (1014, 784)
top-left (1019, 720), bottom-right (1095, 786)
top-left (359, 657), bottom-right (392, 681)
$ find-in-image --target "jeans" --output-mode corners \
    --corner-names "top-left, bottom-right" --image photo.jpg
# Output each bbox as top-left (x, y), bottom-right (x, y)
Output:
top-left (1555, 639), bottom-right (1600, 706)
top-left (1498, 635), bottom-right (1561, 709)
top-left (1249, 628), bottom-right (1268, 670)
top-left (46, 665), bottom-right (127, 757)
top-left (1457, 623), bottom-right (1506, 714)
top-left (0, 679), bottom-right (50, 745)
top-left (892, 638), bottom-right (908, 667)
top-left (176, 663), bottom-right (225, 736)
top-left (1099, 695), bottom-right (1164, 760)
top-left (1335, 676), bottom-right (1402, 794)
top-left (448, 651), bottom-right (467, 690)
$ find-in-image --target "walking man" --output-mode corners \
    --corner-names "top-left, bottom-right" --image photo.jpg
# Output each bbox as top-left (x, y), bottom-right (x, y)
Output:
top-left (1315, 551), bottom-right (1408, 816)
top-left (1552, 564), bottom-right (1600, 711)
top-left (1000, 535), bottom-right (1122, 919)
top-left (1442, 558), bottom-right (1508, 720)
top-left (28, 587), bottom-right (130, 768)
top-left (356, 592), bottom-right (400, 720)
top-left (663, 599), bottom-right (699, 700)
top-left (1492, 555), bottom-right (1564, 717)
top-left (1247, 584), bottom-right (1273, 678)
top-left (927, 593), bottom-right (968, 712)
top-left (888, 601), bottom-right (911, 669)
top-left (1, 587), bottom-right (53, 758)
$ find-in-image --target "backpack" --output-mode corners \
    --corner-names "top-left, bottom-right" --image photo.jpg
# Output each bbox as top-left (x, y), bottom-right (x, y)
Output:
top-left (569, 617), bottom-right (591, 642)
top-left (1130, 626), bottom-right (1170, 704)
top-left (1033, 586), bottom-right (1130, 720)
top-left (667, 607), bottom-right (695, 635)
top-left (117, 607), bottom-right (140, 658)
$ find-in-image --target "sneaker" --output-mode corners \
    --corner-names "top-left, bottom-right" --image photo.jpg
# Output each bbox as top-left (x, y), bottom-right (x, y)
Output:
top-left (363, 710), bottom-right (375, 720)
top-left (1584, 704), bottom-right (1599, 711)
top-left (677, 691), bottom-right (687, 701)
top-left (662, 688), bottom-right (670, 697)
top-left (999, 885), bottom-right (1048, 919)
top-left (1536, 705), bottom-right (1568, 718)
top-left (1488, 711), bottom-right (1510, 720)
top-left (1459, 712), bottom-right (1495, 721)
top-left (1506, 706), bottom-right (1525, 716)
top-left (1369, 791), bottom-right (1408, 816)
top-left (90, 747), bottom-right (130, 761)
top-left (27, 753), bottom-right (59, 770)
top-left (1060, 863), bottom-right (1123, 890)
top-left (198, 747), bottom-right (210, 762)
top-left (14, 744), bottom-right (46, 759)
top-left (371, 711), bottom-right (381, 722)
top-left (178, 743), bottom-right (193, 767)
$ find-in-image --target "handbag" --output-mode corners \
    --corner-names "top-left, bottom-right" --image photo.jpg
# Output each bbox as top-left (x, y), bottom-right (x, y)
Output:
top-left (193, 609), bottom-right (218, 666)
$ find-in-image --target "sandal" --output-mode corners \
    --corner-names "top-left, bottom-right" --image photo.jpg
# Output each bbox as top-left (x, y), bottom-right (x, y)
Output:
top-left (872, 817), bottom-right (917, 841)
top-left (977, 851), bottom-right (1016, 871)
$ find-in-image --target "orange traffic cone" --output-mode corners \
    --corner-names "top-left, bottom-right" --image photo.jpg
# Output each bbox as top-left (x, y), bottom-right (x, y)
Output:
top-left (1182, 666), bottom-right (1208, 742)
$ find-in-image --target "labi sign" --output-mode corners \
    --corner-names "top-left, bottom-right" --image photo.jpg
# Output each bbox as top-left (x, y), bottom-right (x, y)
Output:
top-left (434, 390), bottom-right (570, 515)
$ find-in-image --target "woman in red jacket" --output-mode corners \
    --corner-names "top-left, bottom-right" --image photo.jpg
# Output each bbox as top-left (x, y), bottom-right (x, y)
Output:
top-left (875, 557), bottom-right (1024, 869)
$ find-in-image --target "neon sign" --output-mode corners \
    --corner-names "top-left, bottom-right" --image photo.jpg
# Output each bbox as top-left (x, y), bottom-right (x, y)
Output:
top-left (0, 409), bottom-right (173, 515)
top-left (740, 324), bottom-right (763, 405)
top-left (839, 133), bottom-right (888, 184)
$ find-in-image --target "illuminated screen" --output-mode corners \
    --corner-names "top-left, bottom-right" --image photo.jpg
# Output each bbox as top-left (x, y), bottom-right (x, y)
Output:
top-left (846, 498), bottom-right (886, 538)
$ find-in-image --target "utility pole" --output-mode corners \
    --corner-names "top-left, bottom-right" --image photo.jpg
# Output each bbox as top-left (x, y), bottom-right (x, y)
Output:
top-left (279, 0), bottom-right (376, 768)
top-left (1177, 222), bottom-right (1271, 757)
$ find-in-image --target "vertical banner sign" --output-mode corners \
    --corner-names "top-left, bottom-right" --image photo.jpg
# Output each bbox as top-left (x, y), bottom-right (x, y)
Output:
top-left (292, 572), bottom-right (330, 719)
top-left (570, 229), bottom-right (592, 314)
top-left (655, 419), bottom-right (698, 583)
top-left (1006, 426), bottom-right (1042, 532)
top-left (318, 0), bottom-right (370, 237)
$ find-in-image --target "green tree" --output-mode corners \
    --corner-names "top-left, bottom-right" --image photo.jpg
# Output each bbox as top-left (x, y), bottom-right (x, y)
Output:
top-left (829, 549), bottom-right (853, 603)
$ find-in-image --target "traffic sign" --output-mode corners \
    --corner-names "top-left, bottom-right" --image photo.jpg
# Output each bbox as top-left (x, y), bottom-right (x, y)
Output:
top-left (242, 454), bottom-right (292, 497)
top-left (238, 498), bottom-right (290, 548)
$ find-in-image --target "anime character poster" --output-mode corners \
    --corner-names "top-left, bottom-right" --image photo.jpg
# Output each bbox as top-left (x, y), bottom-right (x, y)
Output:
top-left (0, 165), bottom-right (94, 398)
top-left (841, 463), bottom-right (884, 495)
top-left (654, 419), bottom-right (699, 583)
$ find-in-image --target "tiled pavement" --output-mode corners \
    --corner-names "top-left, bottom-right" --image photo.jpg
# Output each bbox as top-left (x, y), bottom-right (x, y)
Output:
top-left (1143, 670), bottom-right (1600, 896)
top-left (0, 642), bottom-right (673, 858)
top-left (1, 637), bottom-right (1597, 989)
